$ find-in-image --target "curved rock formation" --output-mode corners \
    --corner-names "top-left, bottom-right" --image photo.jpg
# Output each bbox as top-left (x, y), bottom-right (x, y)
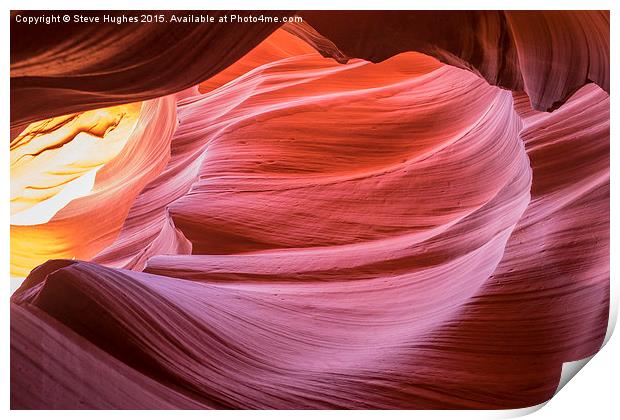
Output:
top-left (11, 11), bottom-right (608, 128)
top-left (299, 11), bottom-right (609, 111)
top-left (10, 11), bottom-right (292, 127)
top-left (10, 13), bottom-right (610, 410)
top-left (11, 97), bottom-right (177, 278)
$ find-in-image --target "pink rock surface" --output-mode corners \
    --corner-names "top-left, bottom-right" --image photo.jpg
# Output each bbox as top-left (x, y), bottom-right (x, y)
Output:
top-left (10, 15), bottom-right (609, 410)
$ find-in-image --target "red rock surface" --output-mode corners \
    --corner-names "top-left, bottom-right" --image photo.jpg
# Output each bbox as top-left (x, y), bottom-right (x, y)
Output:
top-left (11, 11), bottom-right (608, 127)
top-left (10, 11), bottom-right (292, 127)
top-left (10, 12), bottom-right (610, 409)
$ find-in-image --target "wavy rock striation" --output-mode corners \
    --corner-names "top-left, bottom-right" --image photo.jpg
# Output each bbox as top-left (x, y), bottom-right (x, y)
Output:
top-left (11, 98), bottom-right (177, 279)
top-left (10, 15), bottom-right (610, 410)
top-left (11, 11), bottom-right (608, 128)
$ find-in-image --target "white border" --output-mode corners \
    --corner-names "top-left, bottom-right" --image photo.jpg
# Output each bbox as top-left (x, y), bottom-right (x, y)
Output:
top-left (3, 1), bottom-right (617, 419)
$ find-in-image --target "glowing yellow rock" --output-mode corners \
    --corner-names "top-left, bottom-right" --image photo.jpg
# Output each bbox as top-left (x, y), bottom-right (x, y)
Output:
top-left (10, 102), bottom-right (143, 281)
top-left (11, 103), bottom-right (141, 225)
